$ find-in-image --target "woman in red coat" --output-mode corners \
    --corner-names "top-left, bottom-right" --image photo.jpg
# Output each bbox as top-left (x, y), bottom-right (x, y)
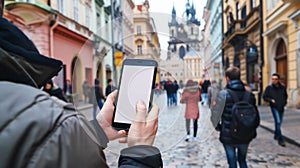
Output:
top-left (180, 79), bottom-right (201, 142)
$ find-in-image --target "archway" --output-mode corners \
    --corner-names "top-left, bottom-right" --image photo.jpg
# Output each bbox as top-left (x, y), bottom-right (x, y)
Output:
top-left (71, 56), bottom-right (84, 97)
top-left (275, 39), bottom-right (287, 86)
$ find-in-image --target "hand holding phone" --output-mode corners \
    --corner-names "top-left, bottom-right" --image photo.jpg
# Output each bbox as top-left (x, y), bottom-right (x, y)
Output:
top-left (96, 90), bottom-right (127, 141)
top-left (112, 59), bottom-right (157, 131)
top-left (127, 100), bottom-right (159, 146)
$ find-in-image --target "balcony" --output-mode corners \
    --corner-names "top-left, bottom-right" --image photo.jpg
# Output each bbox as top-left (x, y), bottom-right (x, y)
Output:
top-left (224, 7), bottom-right (260, 41)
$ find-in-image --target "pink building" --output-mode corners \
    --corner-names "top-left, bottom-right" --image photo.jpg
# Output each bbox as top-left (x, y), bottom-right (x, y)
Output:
top-left (4, 2), bottom-right (94, 100)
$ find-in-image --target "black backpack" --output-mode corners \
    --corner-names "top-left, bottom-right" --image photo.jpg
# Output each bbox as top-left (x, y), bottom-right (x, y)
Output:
top-left (227, 90), bottom-right (260, 142)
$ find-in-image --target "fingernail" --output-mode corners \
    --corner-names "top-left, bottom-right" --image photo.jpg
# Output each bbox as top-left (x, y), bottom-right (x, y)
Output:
top-left (137, 100), bottom-right (145, 105)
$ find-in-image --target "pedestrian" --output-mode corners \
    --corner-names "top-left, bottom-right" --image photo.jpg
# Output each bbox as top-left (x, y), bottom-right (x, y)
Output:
top-left (82, 80), bottom-right (90, 103)
top-left (43, 79), bottom-right (67, 102)
top-left (64, 79), bottom-right (72, 95)
top-left (92, 78), bottom-right (105, 120)
top-left (105, 78), bottom-right (116, 97)
top-left (64, 79), bottom-right (72, 102)
top-left (207, 80), bottom-right (220, 108)
top-left (201, 78), bottom-right (211, 105)
top-left (0, 15), bottom-right (162, 167)
top-left (263, 73), bottom-right (288, 147)
top-left (164, 80), bottom-right (174, 107)
top-left (180, 79), bottom-right (201, 142)
top-left (173, 80), bottom-right (179, 106)
top-left (211, 67), bottom-right (258, 168)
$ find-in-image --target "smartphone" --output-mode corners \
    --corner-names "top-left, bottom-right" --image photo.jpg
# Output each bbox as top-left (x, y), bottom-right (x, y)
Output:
top-left (112, 58), bottom-right (157, 131)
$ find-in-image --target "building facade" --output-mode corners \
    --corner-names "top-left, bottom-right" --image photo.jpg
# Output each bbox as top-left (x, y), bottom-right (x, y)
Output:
top-left (201, 7), bottom-right (212, 80)
top-left (205, 0), bottom-right (223, 85)
top-left (4, 0), bottom-right (95, 101)
top-left (122, 0), bottom-right (134, 59)
top-left (93, 0), bottom-right (112, 90)
top-left (262, 0), bottom-right (300, 107)
top-left (132, 0), bottom-right (160, 60)
top-left (222, 0), bottom-right (263, 103)
top-left (159, 0), bottom-right (202, 83)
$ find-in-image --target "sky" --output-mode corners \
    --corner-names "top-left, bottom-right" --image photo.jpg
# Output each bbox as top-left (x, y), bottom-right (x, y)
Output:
top-left (134, 0), bottom-right (208, 60)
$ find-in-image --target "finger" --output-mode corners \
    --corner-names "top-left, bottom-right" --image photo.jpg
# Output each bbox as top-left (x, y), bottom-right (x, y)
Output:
top-left (118, 130), bottom-right (128, 137)
top-left (134, 100), bottom-right (147, 123)
top-left (118, 137), bottom-right (128, 143)
top-left (146, 104), bottom-right (159, 123)
top-left (98, 90), bottom-right (118, 118)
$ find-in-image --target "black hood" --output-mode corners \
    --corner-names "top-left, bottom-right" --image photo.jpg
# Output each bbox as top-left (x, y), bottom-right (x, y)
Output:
top-left (0, 17), bottom-right (62, 88)
top-left (226, 79), bottom-right (245, 92)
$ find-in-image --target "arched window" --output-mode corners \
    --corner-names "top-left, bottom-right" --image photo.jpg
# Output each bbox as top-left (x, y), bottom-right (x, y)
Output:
top-left (234, 55), bottom-right (240, 68)
top-left (179, 46), bottom-right (185, 59)
top-left (275, 39), bottom-right (287, 86)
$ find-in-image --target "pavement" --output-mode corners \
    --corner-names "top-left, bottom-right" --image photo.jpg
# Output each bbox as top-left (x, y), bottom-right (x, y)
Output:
top-left (258, 105), bottom-right (300, 147)
top-left (74, 95), bottom-right (300, 167)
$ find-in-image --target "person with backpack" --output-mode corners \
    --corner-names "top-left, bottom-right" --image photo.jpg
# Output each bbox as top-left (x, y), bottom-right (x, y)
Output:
top-left (211, 66), bottom-right (259, 168)
top-left (0, 15), bottom-right (162, 168)
top-left (263, 73), bottom-right (288, 147)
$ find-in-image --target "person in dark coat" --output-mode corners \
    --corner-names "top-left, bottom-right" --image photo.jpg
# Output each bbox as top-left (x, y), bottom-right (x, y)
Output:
top-left (173, 80), bottom-right (179, 105)
top-left (201, 79), bottom-right (211, 105)
top-left (164, 80), bottom-right (175, 107)
top-left (105, 78), bottom-right (117, 97)
top-left (92, 78), bottom-right (105, 120)
top-left (0, 15), bottom-right (162, 168)
top-left (212, 67), bottom-right (258, 168)
top-left (43, 80), bottom-right (67, 102)
top-left (263, 73), bottom-right (288, 147)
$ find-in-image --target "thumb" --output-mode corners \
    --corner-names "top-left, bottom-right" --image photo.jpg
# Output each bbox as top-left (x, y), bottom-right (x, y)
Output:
top-left (135, 100), bottom-right (147, 123)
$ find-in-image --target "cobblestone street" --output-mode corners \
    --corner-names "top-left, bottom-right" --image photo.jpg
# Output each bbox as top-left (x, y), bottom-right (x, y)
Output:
top-left (103, 92), bottom-right (300, 167)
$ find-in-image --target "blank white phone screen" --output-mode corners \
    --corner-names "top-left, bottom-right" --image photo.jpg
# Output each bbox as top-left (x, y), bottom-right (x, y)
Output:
top-left (114, 65), bottom-right (155, 124)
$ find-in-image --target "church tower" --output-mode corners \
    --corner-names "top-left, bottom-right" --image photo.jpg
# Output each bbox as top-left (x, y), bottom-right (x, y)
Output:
top-left (159, 0), bottom-right (202, 83)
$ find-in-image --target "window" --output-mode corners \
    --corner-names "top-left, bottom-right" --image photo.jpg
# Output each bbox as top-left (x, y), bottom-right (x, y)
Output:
top-left (241, 6), bottom-right (246, 19)
top-left (191, 27), bottom-right (194, 35)
top-left (234, 55), bottom-right (240, 68)
top-left (137, 26), bottom-right (141, 35)
top-left (236, 2), bottom-right (240, 20)
top-left (225, 57), bottom-right (230, 69)
top-left (85, 6), bottom-right (90, 29)
top-left (171, 30), bottom-right (174, 37)
top-left (267, 0), bottom-right (280, 11)
top-left (250, 0), bottom-right (256, 9)
top-left (58, 0), bottom-right (64, 13)
top-left (74, 0), bottom-right (79, 22)
top-left (96, 12), bottom-right (101, 28)
top-left (137, 45), bottom-right (142, 55)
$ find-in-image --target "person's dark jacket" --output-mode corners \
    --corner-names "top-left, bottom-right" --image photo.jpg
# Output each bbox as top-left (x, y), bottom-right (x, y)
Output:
top-left (105, 85), bottom-right (116, 97)
top-left (201, 80), bottom-right (211, 93)
top-left (0, 16), bottom-right (162, 168)
top-left (164, 81), bottom-right (175, 95)
top-left (43, 80), bottom-right (67, 102)
top-left (263, 83), bottom-right (287, 110)
top-left (212, 80), bottom-right (257, 144)
top-left (0, 82), bottom-right (163, 168)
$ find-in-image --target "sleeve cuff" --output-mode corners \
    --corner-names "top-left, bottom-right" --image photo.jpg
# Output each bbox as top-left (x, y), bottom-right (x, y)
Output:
top-left (119, 145), bottom-right (162, 168)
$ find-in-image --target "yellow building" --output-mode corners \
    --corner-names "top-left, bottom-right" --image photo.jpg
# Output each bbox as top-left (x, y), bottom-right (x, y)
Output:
top-left (222, 0), bottom-right (262, 103)
top-left (132, 0), bottom-right (160, 82)
top-left (262, 0), bottom-right (300, 107)
top-left (132, 0), bottom-right (160, 61)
